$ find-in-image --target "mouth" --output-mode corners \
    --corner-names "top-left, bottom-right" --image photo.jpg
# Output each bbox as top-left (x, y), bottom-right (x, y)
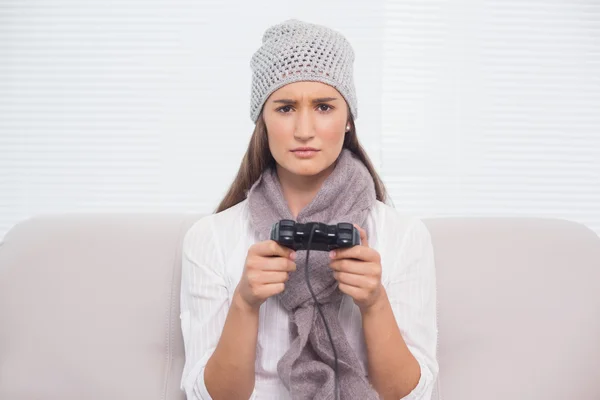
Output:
top-left (291, 148), bottom-right (320, 159)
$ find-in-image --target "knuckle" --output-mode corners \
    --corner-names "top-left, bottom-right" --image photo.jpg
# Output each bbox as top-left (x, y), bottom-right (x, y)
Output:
top-left (279, 258), bottom-right (289, 269)
top-left (374, 265), bottom-right (382, 276)
top-left (249, 283), bottom-right (258, 295)
top-left (270, 241), bottom-right (279, 254)
top-left (368, 279), bottom-right (378, 291)
top-left (246, 255), bottom-right (258, 269)
top-left (371, 263), bottom-right (381, 276)
top-left (249, 243), bottom-right (260, 255)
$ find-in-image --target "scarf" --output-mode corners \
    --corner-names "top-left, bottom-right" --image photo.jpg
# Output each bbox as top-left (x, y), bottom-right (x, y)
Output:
top-left (246, 148), bottom-right (380, 400)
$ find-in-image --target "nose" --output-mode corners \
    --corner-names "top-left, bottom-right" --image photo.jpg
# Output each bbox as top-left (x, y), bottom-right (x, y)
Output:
top-left (293, 112), bottom-right (315, 141)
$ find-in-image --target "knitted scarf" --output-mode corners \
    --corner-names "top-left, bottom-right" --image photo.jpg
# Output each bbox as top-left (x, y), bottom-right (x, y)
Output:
top-left (246, 148), bottom-right (380, 400)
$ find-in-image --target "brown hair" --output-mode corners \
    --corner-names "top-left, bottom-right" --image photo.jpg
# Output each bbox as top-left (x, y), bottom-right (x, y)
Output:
top-left (214, 109), bottom-right (388, 214)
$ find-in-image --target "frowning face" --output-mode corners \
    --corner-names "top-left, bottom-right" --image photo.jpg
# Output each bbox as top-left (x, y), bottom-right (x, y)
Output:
top-left (262, 81), bottom-right (350, 181)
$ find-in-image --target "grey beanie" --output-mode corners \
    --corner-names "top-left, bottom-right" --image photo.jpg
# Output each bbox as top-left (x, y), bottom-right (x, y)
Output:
top-left (249, 19), bottom-right (358, 123)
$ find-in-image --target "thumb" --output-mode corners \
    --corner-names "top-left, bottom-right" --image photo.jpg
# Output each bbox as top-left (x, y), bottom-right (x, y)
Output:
top-left (352, 224), bottom-right (369, 247)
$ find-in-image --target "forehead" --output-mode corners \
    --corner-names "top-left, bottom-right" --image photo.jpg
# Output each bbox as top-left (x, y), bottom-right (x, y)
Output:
top-left (268, 81), bottom-right (341, 100)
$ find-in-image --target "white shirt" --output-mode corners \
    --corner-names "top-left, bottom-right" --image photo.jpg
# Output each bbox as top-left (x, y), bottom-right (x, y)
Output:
top-left (179, 199), bottom-right (439, 400)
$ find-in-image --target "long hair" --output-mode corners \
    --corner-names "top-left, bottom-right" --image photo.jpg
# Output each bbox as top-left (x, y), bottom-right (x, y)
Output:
top-left (214, 108), bottom-right (389, 214)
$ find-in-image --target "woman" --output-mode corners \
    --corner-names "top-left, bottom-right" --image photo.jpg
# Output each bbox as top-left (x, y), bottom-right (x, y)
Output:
top-left (180, 19), bottom-right (438, 400)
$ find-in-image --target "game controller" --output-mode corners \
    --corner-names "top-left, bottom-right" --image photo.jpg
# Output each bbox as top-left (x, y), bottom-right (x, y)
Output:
top-left (270, 219), bottom-right (361, 251)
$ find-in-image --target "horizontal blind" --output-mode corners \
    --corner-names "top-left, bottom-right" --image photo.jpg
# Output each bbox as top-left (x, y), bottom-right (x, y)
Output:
top-left (0, 0), bottom-right (185, 239)
top-left (0, 1), bottom-right (386, 239)
top-left (381, 0), bottom-right (600, 236)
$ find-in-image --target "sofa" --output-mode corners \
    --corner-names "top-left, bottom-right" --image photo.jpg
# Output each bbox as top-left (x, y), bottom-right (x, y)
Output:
top-left (1, 213), bottom-right (599, 400)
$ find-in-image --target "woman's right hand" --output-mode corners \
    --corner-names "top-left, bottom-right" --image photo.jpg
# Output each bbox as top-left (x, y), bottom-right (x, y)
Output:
top-left (234, 240), bottom-right (297, 312)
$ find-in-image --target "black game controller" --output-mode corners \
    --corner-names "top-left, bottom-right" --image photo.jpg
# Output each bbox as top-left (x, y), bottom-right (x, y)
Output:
top-left (270, 219), bottom-right (361, 251)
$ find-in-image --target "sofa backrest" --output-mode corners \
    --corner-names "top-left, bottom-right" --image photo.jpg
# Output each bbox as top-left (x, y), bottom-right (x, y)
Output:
top-left (428, 217), bottom-right (600, 400)
top-left (1, 215), bottom-right (599, 400)
top-left (0, 213), bottom-right (201, 400)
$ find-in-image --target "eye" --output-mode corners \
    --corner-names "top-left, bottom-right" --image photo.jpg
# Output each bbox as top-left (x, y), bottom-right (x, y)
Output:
top-left (277, 105), bottom-right (294, 113)
top-left (317, 104), bottom-right (333, 112)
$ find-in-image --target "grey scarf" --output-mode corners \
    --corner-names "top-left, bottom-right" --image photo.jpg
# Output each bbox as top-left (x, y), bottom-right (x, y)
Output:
top-left (246, 148), bottom-right (380, 400)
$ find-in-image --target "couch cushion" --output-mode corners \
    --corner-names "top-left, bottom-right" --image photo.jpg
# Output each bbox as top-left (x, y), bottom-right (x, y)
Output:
top-left (0, 213), bottom-right (201, 400)
top-left (424, 217), bottom-right (600, 400)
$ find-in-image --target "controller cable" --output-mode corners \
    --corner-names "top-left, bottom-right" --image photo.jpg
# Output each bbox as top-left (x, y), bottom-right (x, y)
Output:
top-left (304, 224), bottom-right (340, 400)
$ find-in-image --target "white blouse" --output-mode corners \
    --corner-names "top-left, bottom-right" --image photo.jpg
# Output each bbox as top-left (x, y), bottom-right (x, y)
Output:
top-left (179, 199), bottom-right (439, 400)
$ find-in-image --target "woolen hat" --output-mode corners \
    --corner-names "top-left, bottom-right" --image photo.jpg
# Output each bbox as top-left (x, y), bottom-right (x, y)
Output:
top-left (249, 19), bottom-right (358, 122)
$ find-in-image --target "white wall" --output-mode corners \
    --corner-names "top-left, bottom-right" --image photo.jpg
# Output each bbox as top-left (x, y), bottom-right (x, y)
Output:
top-left (1, 0), bottom-right (599, 239)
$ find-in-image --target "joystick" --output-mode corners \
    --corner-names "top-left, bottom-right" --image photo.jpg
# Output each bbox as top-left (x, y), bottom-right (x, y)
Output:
top-left (270, 219), bottom-right (361, 251)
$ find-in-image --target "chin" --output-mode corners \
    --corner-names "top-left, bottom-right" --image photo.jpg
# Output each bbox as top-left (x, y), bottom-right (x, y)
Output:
top-left (290, 165), bottom-right (323, 176)
top-left (281, 160), bottom-right (325, 177)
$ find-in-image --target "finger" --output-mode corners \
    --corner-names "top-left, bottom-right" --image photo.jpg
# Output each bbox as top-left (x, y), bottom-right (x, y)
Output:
top-left (329, 258), bottom-right (365, 274)
top-left (254, 283), bottom-right (286, 298)
top-left (257, 257), bottom-right (296, 272)
top-left (337, 283), bottom-right (367, 302)
top-left (331, 245), bottom-right (378, 263)
top-left (249, 255), bottom-right (296, 272)
top-left (333, 271), bottom-right (374, 289)
top-left (330, 259), bottom-right (381, 278)
top-left (353, 224), bottom-right (369, 247)
top-left (250, 271), bottom-right (290, 285)
top-left (253, 240), bottom-right (296, 260)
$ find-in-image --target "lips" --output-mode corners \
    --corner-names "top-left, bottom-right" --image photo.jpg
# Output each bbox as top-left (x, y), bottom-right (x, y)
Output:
top-left (291, 148), bottom-right (320, 159)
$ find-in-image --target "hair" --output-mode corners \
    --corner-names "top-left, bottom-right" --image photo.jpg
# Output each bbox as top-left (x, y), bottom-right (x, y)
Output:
top-left (214, 107), bottom-right (389, 214)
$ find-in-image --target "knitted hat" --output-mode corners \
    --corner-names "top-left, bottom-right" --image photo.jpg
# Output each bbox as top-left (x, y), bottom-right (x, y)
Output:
top-left (249, 19), bottom-right (358, 123)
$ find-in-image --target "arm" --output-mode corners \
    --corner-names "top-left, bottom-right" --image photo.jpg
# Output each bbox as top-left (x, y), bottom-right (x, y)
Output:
top-left (329, 218), bottom-right (438, 399)
top-left (362, 288), bottom-right (421, 399)
top-left (204, 291), bottom-right (260, 399)
top-left (363, 218), bottom-right (439, 399)
top-left (179, 219), bottom-right (259, 400)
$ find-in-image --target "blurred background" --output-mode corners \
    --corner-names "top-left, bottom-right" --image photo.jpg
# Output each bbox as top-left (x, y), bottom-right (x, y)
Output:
top-left (1, 0), bottom-right (599, 239)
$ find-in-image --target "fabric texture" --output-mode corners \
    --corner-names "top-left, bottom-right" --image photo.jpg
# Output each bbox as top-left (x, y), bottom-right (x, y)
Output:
top-left (249, 19), bottom-right (358, 123)
top-left (245, 148), bottom-right (380, 400)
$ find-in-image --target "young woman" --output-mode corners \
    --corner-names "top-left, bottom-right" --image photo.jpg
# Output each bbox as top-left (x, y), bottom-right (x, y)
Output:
top-left (179, 19), bottom-right (438, 400)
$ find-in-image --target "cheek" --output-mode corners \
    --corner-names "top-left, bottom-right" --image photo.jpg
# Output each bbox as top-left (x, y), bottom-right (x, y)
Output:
top-left (317, 121), bottom-right (346, 145)
top-left (266, 119), bottom-right (292, 152)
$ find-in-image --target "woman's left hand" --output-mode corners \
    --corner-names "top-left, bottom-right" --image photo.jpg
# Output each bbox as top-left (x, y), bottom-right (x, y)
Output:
top-left (329, 224), bottom-right (385, 313)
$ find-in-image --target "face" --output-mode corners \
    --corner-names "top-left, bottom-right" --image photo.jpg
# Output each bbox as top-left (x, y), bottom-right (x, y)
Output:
top-left (262, 81), bottom-right (350, 181)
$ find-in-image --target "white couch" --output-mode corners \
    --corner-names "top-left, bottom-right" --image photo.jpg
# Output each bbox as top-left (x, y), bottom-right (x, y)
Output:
top-left (1, 214), bottom-right (599, 399)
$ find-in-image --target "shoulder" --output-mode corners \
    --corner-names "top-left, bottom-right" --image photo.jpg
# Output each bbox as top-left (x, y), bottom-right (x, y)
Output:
top-left (370, 201), bottom-right (434, 281)
top-left (370, 200), bottom-right (431, 245)
top-left (182, 200), bottom-right (252, 267)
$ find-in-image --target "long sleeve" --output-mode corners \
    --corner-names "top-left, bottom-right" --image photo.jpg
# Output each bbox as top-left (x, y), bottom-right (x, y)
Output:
top-left (385, 217), bottom-right (439, 400)
top-left (179, 217), bottom-right (232, 400)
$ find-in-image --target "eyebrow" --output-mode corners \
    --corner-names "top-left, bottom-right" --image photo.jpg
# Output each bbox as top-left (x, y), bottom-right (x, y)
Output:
top-left (272, 97), bottom-right (338, 105)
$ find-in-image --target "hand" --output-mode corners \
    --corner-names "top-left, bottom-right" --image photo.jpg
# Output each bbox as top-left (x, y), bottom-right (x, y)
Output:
top-left (329, 224), bottom-right (385, 313)
top-left (235, 240), bottom-right (297, 313)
